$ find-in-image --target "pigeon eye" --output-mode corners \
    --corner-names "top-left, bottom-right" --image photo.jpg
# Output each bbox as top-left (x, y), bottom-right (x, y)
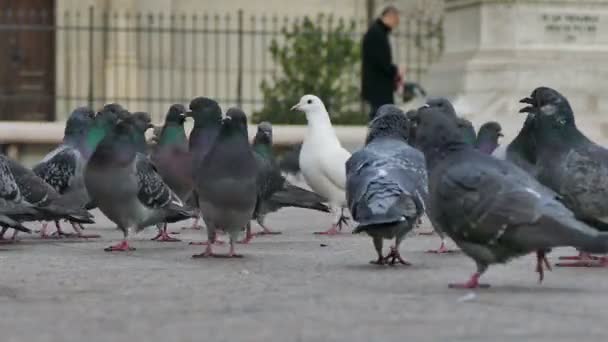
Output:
top-left (307, 99), bottom-right (313, 104)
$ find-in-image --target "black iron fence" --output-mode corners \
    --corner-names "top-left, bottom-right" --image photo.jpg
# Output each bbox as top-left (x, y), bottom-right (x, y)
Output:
top-left (0, 7), bottom-right (443, 122)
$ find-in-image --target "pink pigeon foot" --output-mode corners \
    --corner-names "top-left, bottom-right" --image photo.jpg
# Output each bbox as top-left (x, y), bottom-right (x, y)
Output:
top-left (448, 272), bottom-right (491, 289)
top-left (555, 254), bottom-right (608, 267)
top-left (104, 240), bottom-right (135, 252)
top-left (314, 225), bottom-right (340, 236)
top-left (426, 240), bottom-right (458, 254)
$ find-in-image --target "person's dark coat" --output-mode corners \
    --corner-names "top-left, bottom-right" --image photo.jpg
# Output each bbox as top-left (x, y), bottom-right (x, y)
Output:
top-left (361, 19), bottom-right (398, 108)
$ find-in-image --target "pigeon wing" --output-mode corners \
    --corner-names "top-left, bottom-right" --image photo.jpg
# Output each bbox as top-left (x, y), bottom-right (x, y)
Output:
top-left (136, 154), bottom-right (179, 209)
top-left (319, 146), bottom-right (350, 191)
top-left (33, 146), bottom-right (78, 194)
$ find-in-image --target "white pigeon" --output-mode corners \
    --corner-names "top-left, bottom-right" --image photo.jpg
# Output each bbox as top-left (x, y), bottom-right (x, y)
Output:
top-left (291, 95), bottom-right (351, 235)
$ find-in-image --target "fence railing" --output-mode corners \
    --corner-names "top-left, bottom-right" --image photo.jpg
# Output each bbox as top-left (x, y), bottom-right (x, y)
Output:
top-left (0, 7), bottom-right (443, 122)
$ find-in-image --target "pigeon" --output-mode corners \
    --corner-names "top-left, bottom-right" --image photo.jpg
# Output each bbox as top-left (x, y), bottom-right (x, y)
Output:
top-left (409, 99), bottom-right (608, 288)
top-left (239, 121), bottom-right (329, 242)
top-left (347, 105), bottom-right (428, 266)
top-left (130, 111), bottom-right (154, 154)
top-left (291, 95), bottom-right (351, 235)
top-left (192, 107), bottom-right (258, 258)
top-left (150, 104), bottom-right (194, 241)
top-left (187, 97), bottom-right (223, 172)
top-left (279, 143), bottom-right (303, 180)
top-left (186, 97), bottom-right (224, 231)
top-left (407, 102), bottom-right (458, 254)
top-left (0, 156), bottom-right (38, 241)
top-left (3, 154), bottom-right (95, 238)
top-left (475, 121), bottom-right (503, 155)
top-left (520, 86), bottom-right (608, 267)
top-left (425, 98), bottom-right (477, 144)
top-left (33, 107), bottom-right (99, 238)
top-left (501, 113), bottom-right (539, 177)
top-left (84, 109), bottom-right (193, 252)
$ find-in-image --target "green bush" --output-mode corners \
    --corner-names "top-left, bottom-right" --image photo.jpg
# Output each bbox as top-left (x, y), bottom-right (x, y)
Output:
top-left (252, 15), bottom-right (366, 125)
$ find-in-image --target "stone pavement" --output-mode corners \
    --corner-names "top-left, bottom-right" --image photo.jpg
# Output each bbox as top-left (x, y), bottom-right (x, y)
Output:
top-left (0, 209), bottom-right (607, 342)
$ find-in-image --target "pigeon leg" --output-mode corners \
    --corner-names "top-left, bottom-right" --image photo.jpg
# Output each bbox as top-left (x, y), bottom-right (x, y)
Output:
top-left (69, 222), bottom-right (100, 238)
top-left (189, 229), bottom-right (225, 245)
top-left (213, 238), bottom-right (244, 258)
top-left (40, 222), bottom-right (57, 239)
top-left (49, 221), bottom-right (79, 238)
top-left (254, 218), bottom-right (281, 236)
top-left (105, 229), bottom-right (135, 252)
top-left (426, 239), bottom-right (458, 254)
top-left (336, 208), bottom-right (350, 231)
top-left (0, 227), bottom-right (18, 244)
top-left (151, 223), bottom-right (181, 242)
top-left (449, 263), bottom-right (491, 289)
top-left (369, 236), bottom-right (386, 265)
top-left (536, 250), bottom-right (552, 283)
top-left (237, 223), bottom-right (255, 244)
top-left (384, 246), bottom-right (411, 266)
top-left (192, 243), bottom-right (215, 258)
top-left (183, 216), bottom-right (203, 230)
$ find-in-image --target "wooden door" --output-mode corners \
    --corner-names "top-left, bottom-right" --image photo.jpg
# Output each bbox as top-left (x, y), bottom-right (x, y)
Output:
top-left (0, 0), bottom-right (55, 121)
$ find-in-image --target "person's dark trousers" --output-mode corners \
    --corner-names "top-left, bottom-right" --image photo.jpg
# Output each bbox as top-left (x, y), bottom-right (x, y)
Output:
top-left (368, 99), bottom-right (394, 122)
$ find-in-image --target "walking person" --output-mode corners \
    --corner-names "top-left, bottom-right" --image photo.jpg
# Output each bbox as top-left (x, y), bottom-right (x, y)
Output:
top-left (361, 5), bottom-right (403, 121)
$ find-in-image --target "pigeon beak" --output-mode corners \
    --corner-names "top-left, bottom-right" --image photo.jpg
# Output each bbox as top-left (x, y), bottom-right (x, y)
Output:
top-left (290, 103), bottom-right (300, 111)
top-left (519, 106), bottom-right (535, 114)
top-left (498, 132), bottom-right (504, 137)
top-left (147, 123), bottom-right (154, 129)
top-left (519, 97), bottom-right (534, 104)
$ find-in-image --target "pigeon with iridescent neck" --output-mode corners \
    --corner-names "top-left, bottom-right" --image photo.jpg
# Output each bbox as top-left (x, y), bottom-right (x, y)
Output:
top-left (192, 108), bottom-right (258, 258)
top-left (33, 107), bottom-right (99, 238)
top-left (475, 121), bottom-right (503, 155)
top-left (150, 104), bottom-right (194, 241)
top-left (85, 111), bottom-right (194, 252)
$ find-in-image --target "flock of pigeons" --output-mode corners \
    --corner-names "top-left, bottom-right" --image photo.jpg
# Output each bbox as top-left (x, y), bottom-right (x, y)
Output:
top-left (1, 86), bottom-right (608, 289)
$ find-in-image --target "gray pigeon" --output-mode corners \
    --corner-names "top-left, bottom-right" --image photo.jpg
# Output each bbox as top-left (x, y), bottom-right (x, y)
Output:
top-left (504, 113), bottom-right (539, 177)
top-left (186, 97), bottom-right (224, 231)
top-left (5, 155), bottom-right (94, 231)
top-left (130, 111), bottom-right (153, 154)
top-left (347, 105), bottom-right (428, 266)
top-left (239, 122), bottom-right (329, 242)
top-left (150, 104), bottom-right (194, 241)
top-left (84, 109), bottom-right (193, 252)
top-left (475, 121), bottom-right (503, 155)
top-left (0, 156), bottom-right (38, 241)
top-left (406, 103), bottom-right (457, 254)
top-left (409, 100), bottom-right (608, 288)
top-left (193, 108), bottom-right (258, 258)
top-left (33, 107), bottom-right (98, 238)
top-left (187, 97), bottom-right (223, 172)
top-left (520, 87), bottom-right (608, 267)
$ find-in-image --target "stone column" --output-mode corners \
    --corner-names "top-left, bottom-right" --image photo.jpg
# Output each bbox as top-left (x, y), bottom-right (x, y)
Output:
top-left (424, 0), bottom-right (608, 141)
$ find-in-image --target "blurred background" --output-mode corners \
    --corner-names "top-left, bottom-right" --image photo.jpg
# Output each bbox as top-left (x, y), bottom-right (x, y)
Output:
top-left (2, 0), bottom-right (608, 163)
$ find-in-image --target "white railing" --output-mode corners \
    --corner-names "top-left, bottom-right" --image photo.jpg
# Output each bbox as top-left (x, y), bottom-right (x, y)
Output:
top-left (0, 122), bottom-right (367, 158)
